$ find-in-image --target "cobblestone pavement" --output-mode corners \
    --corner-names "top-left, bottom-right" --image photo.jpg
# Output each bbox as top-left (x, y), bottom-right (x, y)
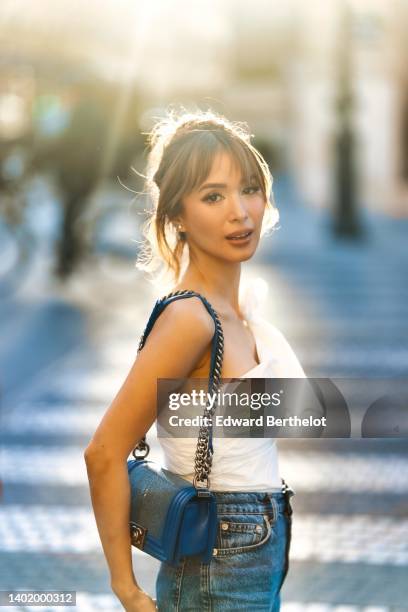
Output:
top-left (0, 188), bottom-right (407, 611)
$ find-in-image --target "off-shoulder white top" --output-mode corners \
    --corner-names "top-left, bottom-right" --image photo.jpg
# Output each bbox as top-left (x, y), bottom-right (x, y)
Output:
top-left (156, 277), bottom-right (306, 492)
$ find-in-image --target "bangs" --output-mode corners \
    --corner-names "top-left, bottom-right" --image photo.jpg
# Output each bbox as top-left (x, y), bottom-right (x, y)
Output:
top-left (173, 130), bottom-right (268, 198)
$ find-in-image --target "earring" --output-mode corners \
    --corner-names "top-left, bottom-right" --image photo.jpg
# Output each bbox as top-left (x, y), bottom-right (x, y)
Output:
top-left (176, 224), bottom-right (186, 240)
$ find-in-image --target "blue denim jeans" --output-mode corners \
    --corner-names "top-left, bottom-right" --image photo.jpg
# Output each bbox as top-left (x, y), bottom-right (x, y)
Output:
top-left (156, 484), bottom-right (295, 611)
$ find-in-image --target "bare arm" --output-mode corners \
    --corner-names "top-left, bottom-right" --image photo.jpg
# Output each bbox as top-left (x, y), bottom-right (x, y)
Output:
top-left (83, 297), bottom-right (214, 606)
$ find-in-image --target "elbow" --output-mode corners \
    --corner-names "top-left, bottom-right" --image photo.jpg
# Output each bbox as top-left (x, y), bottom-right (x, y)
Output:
top-left (84, 443), bottom-right (111, 471)
top-left (83, 444), bottom-right (96, 462)
top-left (83, 443), bottom-right (124, 473)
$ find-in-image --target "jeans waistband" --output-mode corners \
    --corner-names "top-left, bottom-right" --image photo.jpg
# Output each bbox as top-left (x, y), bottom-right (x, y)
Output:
top-left (212, 480), bottom-right (295, 516)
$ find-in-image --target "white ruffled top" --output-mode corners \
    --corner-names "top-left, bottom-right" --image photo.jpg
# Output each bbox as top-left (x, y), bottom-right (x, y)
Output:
top-left (157, 277), bottom-right (306, 492)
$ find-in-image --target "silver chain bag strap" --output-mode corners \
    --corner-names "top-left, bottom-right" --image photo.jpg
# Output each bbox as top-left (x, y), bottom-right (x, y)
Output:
top-left (127, 289), bottom-right (224, 565)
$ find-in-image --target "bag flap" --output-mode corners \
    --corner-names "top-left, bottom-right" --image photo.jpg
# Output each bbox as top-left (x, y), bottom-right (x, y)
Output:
top-left (128, 460), bottom-right (196, 541)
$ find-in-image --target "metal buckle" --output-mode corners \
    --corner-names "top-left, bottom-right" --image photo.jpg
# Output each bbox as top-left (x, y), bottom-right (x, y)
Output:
top-left (193, 475), bottom-right (210, 489)
top-left (132, 440), bottom-right (150, 460)
top-left (281, 479), bottom-right (295, 518)
top-left (130, 522), bottom-right (147, 549)
top-left (196, 487), bottom-right (212, 498)
top-left (281, 478), bottom-right (294, 496)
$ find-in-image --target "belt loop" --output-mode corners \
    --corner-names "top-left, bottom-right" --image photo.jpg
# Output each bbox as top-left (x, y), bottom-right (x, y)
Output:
top-left (262, 492), bottom-right (278, 522)
top-left (270, 496), bottom-right (278, 523)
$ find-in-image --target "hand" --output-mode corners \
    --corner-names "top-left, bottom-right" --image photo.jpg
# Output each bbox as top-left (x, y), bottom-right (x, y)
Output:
top-left (113, 583), bottom-right (157, 611)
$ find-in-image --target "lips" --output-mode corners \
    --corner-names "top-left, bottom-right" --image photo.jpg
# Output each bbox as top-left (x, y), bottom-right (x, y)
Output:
top-left (225, 229), bottom-right (253, 240)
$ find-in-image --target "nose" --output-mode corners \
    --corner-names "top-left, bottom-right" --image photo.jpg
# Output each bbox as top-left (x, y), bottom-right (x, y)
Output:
top-left (228, 192), bottom-right (249, 222)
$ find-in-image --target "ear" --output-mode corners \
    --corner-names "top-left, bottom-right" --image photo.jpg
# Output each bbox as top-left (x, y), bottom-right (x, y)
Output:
top-left (172, 216), bottom-right (185, 232)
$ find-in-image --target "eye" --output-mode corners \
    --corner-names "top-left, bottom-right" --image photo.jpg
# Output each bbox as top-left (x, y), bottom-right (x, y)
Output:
top-left (202, 191), bottom-right (224, 204)
top-left (243, 185), bottom-right (261, 195)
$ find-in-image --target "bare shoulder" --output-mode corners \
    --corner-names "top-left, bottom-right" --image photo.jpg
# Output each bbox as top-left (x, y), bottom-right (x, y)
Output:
top-left (84, 296), bottom-right (216, 462)
top-left (146, 295), bottom-right (215, 346)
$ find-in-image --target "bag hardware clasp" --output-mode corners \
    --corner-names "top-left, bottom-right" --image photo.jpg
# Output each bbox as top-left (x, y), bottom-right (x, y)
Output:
top-left (130, 521), bottom-right (147, 549)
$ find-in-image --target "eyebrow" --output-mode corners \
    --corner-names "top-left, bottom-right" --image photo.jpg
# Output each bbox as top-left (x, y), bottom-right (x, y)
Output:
top-left (198, 174), bottom-right (258, 192)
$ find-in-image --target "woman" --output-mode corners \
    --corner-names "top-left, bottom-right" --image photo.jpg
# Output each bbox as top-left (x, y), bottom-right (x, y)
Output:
top-left (84, 109), bottom-right (305, 611)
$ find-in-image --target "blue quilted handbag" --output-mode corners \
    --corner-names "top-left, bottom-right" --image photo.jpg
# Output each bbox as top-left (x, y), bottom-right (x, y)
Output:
top-left (127, 290), bottom-right (224, 566)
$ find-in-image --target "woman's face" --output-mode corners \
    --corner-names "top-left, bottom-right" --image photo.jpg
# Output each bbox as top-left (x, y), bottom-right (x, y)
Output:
top-left (178, 150), bottom-right (266, 264)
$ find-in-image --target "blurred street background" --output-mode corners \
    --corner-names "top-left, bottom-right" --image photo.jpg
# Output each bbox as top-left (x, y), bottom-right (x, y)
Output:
top-left (0, 1), bottom-right (407, 610)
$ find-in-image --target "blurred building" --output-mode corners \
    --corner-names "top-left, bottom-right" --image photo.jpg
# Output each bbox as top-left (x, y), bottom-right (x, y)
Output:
top-left (285, 0), bottom-right (408, 216)
top-left (218, 0), bottom-right (408, 216)
top-left (1, 0), bottom-right (407, 215)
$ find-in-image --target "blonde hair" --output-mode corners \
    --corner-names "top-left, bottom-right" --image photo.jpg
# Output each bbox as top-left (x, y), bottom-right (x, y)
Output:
top-left (135, 108), bottom-right (279, 286)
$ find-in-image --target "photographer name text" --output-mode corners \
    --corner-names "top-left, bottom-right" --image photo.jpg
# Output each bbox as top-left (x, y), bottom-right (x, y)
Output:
top-left (167, 415), bottom-right (327, 427)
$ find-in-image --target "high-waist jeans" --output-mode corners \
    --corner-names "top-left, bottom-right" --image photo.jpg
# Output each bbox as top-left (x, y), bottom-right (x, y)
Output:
top-left (156, 483), bottom-right (295, 611)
